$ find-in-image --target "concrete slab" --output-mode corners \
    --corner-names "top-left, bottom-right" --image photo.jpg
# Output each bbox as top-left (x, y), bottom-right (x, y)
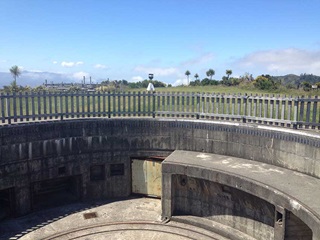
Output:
top-left (163, 150), bottom-right (320, 215)
top-left (162, 150), bottom-right (320, 238)
top-left (0, 197), bottom-right (228, 240)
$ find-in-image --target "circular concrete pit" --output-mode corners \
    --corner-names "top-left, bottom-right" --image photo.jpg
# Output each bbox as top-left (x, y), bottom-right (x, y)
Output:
top-left (0, 118), bottom-right (320, 239)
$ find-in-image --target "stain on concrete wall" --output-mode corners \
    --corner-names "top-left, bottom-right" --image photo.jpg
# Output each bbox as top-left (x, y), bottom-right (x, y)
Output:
top-left (172, 175), bottom-right (275, 239)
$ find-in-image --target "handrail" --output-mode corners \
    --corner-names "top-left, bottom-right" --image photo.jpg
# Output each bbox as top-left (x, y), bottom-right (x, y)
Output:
top-left (0, 91), bottom-right (319, 129)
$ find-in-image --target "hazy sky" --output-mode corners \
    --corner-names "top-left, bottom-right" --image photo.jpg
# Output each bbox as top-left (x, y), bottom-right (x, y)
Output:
top-left (1, 0), bottom-right (320, 85)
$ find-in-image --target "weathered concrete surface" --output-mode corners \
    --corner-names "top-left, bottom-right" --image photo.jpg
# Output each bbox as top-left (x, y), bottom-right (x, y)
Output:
top-left (1, 118), bottom-right (320, 239)
top-left (1, 197), bottom-right (228, 240)
top-left (162, 150), bottom-right (320, 240)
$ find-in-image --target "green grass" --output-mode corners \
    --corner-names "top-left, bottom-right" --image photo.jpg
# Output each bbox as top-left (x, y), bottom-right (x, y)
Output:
top-left (154, 85), bottom-right (319, 97)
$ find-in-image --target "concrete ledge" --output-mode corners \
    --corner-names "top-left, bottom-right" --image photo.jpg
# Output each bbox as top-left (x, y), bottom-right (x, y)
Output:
top-left (162, 150), bottom-right (320, 239)
top-left (171, 215), bottom-right (255, 240)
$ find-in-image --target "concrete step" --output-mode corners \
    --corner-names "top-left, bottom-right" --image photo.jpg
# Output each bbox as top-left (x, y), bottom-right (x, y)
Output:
top-left (171, 215), bottom-right (257, 240)
top-left (43, 220), bottom-right (229, 240)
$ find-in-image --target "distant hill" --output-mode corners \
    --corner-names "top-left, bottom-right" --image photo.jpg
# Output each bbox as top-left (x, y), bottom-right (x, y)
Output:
top-left (272, 74), bottom-right (320, 87)
top-left (0, 71), bottom-right (88, 88)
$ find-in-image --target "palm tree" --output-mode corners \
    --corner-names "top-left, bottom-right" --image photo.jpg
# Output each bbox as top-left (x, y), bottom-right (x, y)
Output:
top-left (206, 69), bottom-right (215, 80)
top-left (185, 70), bottom-right (191, 85)
top-left (226, 69), bottom-right (232, 79)
top-left (194, 73), bottom-right (199, 80)
top-left (10, 65), bottom-right (21, 85)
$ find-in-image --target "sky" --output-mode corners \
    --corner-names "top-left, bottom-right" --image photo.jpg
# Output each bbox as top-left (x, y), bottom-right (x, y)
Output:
top-left (0, 0), bottom-right (320, 87)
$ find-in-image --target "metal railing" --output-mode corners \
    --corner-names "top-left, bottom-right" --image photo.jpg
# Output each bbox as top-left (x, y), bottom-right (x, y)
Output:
top-left (0, 91), bottom-right (319, 129)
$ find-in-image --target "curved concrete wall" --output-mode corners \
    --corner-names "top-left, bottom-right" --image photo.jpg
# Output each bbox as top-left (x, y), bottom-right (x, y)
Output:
top-left (0, 118), bottom-right (319, 239)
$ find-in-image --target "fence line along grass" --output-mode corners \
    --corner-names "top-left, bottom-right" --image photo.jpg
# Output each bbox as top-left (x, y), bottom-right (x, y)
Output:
top-left (0, 91), bottom-right (319, 129)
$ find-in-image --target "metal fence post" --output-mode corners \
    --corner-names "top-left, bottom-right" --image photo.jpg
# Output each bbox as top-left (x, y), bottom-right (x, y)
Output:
top-left (152, 92), bottom-right (156, 118)
top-left (293, 97), bottom-right (299, 129)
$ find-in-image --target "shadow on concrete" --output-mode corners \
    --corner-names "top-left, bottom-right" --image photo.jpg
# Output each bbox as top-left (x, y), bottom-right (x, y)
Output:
top-left (0, 197), bottom-right (139, 240)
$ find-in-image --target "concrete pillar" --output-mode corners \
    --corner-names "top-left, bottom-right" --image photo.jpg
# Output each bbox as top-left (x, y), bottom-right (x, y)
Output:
top-left (15, 186), bottom-right (31, 216)
top-left (161, 173), bottom-right (173, 220)
top-left (274, 206), bottom-right (286, 240)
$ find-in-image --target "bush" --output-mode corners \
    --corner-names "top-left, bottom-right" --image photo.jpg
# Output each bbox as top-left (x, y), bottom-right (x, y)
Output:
top-left (253, 76), bottom-right (277, 90)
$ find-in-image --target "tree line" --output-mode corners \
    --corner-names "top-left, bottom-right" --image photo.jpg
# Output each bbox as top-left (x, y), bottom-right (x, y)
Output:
top-left (184, 68), bottom-right (320, 91)
top-left (4, 65), bottom-right (320, 92)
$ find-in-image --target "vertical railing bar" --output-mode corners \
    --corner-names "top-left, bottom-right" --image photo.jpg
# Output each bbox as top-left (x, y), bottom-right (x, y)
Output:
top-left (181, 92), bottom-right (185, 115)
top-left (156, 92), bottom-right (160, 116)
top-left (293, 97), bottom-right (299, 129)
top-left (147, 91), bottom-right (151, 116)
top-left (133, 91), bottom-right (136, 117)
top-left (87, 92), bottom-right (91, 117)
top-left (231, 95), bottom-right (234, 116)
top-left (128, 91), bottom-right (131, 116)
top-left (108, 91), bottom-right (111, 118)
top-left (299, 96), bottom-right (305, 126)
top-left (13, 92), bottom-right (17, 122)
top-left (31, 92), bottom-right (36, 121)
top-left (264, 95), bottom-right (268, 118)
top-left (152, 92), bottom-right (156, 118)
top-left (0, 93), bottom-right (6, 123)
top-left (137, 91), bottom-right (141, 116)
top-left (211, 93), bottom-right (215, 115)
top-left (281, 97), bottom-right (286, 120)
top-left (253, 95), bottom-right (257, 117)
top-left (19, 92), bottom-right (23, 121)
top-left (312, 96), bottom-right (318, 124)
top-left (103, 92), bottom-right (106, 117)
top-left (117, 91), bottom-right (120, 116)
top-left (167, 92), bottom-right (170, 117)
top-left (92, 91), bottom-right (96, 117)
top-left (37, 91), bottom-right (41, 120)
top-left (162, 92), bottom-right (165, 116)
top-left (275, 96), bottom-right (279, 119)
top-left (171, 92), bottom-right (175, 117)
top-left (48, 92), bottom-right (52, 119)
top-left (287, 96), bottom-right (292, 121)
top-left (112, 91), bottom-right (117, 117)
top-left (248, 95), bottom-right (252, 117)
top-left (226, 95), bottom-right (230, 116)
top-left (258, 96), bottom-right (262, 118)
top-left (270, 95), bottom-right (274, 119)
top-left (81, 91), bottom-right (85, 118)
top-left (221, 94), bottom-right (225, 115)
top-left (70, 92), bottom-right (74, 118)
top-left (123, 91), bottom-right (126, 116)
top-left (237, 93), bottom-right (241, 116)
top-left (206, 93), bottom-right (209, 114)
top-left (6, 93), bottom-right (11, 124)
top-left (76, 92), bottom-right (80, 118)
top-left (243, 94), bottom-right (247, 122)
top-left (59, 92), bottom-right (63, 120)
top-left (43, 91), bottom-right (47, 120)
top-left (54, 92), bottom-right (58, 119)
top-left (65, 92), bottom-right (69, 119)
top-left (97, 91), bottom-right (101, 117)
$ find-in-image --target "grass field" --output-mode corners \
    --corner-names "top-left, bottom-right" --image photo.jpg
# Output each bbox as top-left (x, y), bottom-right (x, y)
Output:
top-left (153, 85), bottom-right (319, 97)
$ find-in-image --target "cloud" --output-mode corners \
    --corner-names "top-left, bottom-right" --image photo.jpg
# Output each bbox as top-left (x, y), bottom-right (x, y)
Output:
top-left (181, 53), bottom-right (214, 67)
top-left (53, 61), bottom-right (58, 64)
top-left (134, 66), bottom-right (179, 77)
top-left (94, 64), bottom-right (108, 69)
top-left (173, 78), bottom-right (188, 86)
top-left (61, 61), bottom-right (84, 67)
top-left (71, 71), bottom-right (90, 80)
top-left (130, 76), bottom-right (143, 82)
top-left (234, 48), bottom-right (320, 75)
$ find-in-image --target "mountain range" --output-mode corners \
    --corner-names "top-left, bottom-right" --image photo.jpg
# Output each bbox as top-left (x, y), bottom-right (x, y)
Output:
top-left (0, 71), bottom-right (96, 87)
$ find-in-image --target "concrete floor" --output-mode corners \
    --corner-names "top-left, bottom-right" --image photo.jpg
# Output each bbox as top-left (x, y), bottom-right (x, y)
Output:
top-left (0, 197), bottom-right (227, 240)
